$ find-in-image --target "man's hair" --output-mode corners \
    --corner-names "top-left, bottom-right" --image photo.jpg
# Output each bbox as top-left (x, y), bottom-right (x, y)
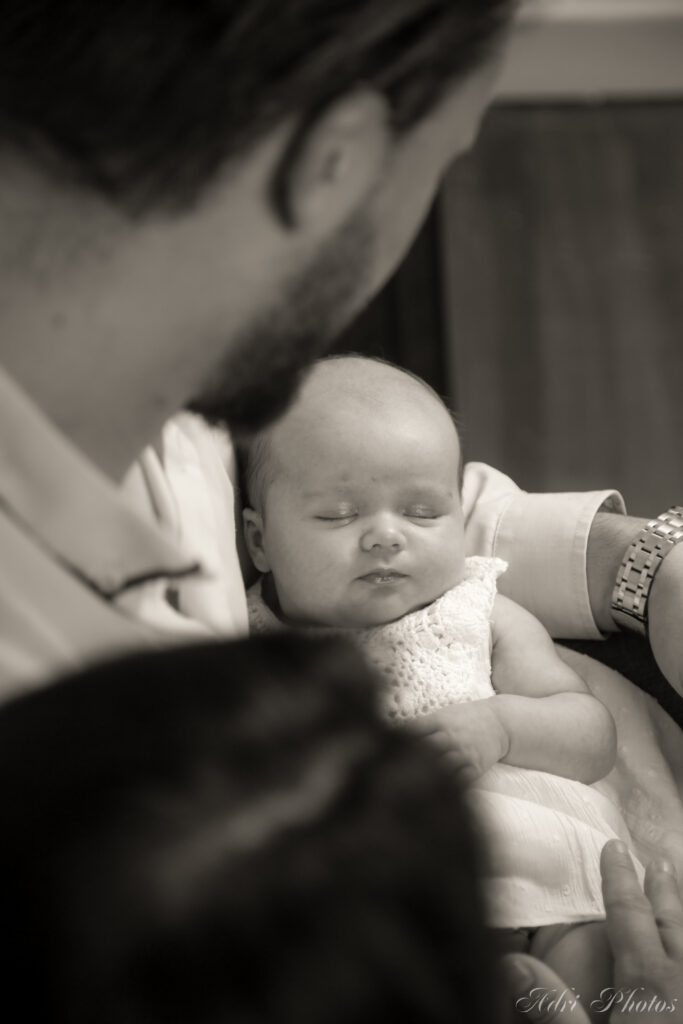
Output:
top-left (0, 1), bottom-right (513, 212)
top-left (0, 633), bottom-right (498, 1024)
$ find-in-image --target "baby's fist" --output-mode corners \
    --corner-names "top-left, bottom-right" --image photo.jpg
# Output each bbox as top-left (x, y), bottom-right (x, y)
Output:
top-left (411, 700), bottom-right (510, 783)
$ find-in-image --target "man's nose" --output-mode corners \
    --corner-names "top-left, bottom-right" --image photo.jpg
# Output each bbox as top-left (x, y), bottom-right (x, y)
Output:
top-left (360, 518), bottom-right (406, 554)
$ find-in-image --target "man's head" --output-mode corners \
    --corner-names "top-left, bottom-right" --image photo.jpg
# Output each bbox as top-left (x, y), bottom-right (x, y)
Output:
top-left (0, 634), bottom-right (498, 1023)
top-left (0, 2), bottom-right (512, 212)
top-left (0, 2), bottom-right (514, 475)
top-left (242, 355), bottom-right (466, 628)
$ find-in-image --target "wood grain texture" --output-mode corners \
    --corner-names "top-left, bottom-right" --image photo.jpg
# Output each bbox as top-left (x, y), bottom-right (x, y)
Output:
top-left (439, 103), bottom-right (683, 515)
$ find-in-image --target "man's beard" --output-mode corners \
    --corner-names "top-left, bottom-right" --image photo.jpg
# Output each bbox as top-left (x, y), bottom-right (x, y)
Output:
top-left (187, 213), bottom-right (374, 436)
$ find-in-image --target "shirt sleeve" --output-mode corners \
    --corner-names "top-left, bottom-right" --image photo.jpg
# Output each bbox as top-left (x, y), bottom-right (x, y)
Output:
top-left (462, 462), bottom-right (625, 640)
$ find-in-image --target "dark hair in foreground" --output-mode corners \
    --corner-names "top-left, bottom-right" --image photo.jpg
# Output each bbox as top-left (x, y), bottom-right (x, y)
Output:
top-left (0, 634), bottom-right (499, 1023)
top-left (0, 1), bottom-right (513, 211)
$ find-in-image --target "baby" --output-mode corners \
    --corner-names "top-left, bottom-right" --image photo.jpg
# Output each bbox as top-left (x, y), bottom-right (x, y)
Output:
top-left (241, 354), bottom-right (642, 1015)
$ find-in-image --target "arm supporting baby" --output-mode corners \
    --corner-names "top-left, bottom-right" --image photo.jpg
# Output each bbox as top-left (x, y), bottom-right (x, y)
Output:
top-left (411, 594), bottom-right (616, 785)
top-left (489, 594), bottom-right (617, 783)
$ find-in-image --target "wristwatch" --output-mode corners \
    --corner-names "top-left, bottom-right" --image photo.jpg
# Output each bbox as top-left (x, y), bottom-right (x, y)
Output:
top-left (611, 506), bottom-right (683, 635)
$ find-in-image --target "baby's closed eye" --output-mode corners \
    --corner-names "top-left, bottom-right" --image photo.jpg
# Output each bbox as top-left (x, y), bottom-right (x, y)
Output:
top-left (314, 507), bottom-right (357, 524)
top-left (403, 506), bottom-right (442, 520)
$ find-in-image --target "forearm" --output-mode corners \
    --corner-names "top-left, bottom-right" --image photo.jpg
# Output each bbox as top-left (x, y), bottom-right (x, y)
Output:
top-left (586, 512), bottom-right (647, 633)
top-left (489, 692), bottom-right (617, 784)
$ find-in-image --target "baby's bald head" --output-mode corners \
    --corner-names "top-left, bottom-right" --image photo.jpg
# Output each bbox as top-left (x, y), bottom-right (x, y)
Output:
top-left (241, 355), bottom-right (466, 627)
top-left (241, 356), bottom-right (461, 514)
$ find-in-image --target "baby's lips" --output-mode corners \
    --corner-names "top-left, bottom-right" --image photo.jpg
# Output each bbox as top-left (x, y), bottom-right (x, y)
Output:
top-left (358, 569), bottom-right (408, 583)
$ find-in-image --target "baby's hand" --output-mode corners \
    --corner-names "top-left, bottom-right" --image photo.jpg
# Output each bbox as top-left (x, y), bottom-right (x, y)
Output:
top-left (410, 700), bottom-right (510, 784)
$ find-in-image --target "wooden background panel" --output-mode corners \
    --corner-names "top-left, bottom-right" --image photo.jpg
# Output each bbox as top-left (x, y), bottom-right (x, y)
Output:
top-left (439, 103), bottom-right (683, 515)
top-left (332, 207), bottom-right (447, 394)
top-left (497, 1), bottom-right (683, 101)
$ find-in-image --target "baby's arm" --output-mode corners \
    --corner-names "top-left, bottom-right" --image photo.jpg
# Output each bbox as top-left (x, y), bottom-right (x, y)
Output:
top-left (489, 594), bottom-right (617, 784)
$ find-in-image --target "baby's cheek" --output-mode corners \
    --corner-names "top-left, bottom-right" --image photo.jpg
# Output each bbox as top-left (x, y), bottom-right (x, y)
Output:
top-left (268, 543), bottom-right (312, 607)
top-left (275, 569), bottom-right (325, 623)
top-left (306, 550), bottom-right (345, 593)
top-left (286, 541), bottom-right (340, 594)
top-left (431, 543), bottom-right (465, 591)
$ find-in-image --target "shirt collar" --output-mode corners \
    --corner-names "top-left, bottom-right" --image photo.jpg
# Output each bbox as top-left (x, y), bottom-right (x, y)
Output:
top-left (0, 364), bottom-right (201, 598)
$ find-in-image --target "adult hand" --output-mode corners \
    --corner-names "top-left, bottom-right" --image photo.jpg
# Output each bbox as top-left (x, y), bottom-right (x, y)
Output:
top-left (501, 955), bottom-right (591, 1023)
top-left (596, 839), bottom-right (683, 1019)
top-left (501, 840), bottom-right (683, 1023)
top-left (410, 699), bottom-right (508, 783)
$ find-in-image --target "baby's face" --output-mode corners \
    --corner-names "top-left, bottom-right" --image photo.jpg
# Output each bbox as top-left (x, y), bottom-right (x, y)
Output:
top-left (245, 366), bottom-right (466, 628)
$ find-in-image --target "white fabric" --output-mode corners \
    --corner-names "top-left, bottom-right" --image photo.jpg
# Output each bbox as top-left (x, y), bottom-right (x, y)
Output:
top-left (462, 462), bottom-right (625, 640)
top-left (248, 557), bottom-right (645, 928)
top-left (474, 764), bottom-right (638, 928)
top-left (0, 370), bottom-right (207, 700)
top-left (120, 415), bottom-right (249, 639)
top-left (356, 556), bottom-right (506, 719)
top-left (0, 374), bottom-right (250, 699)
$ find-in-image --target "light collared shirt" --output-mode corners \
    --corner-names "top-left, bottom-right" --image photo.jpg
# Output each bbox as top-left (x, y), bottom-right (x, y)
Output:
top-left (0, 364), bottom-right (622, 701)
top-left (0, 367), bottom-right (246, 702)
top-left (462, 463), bottom-right (624, 639)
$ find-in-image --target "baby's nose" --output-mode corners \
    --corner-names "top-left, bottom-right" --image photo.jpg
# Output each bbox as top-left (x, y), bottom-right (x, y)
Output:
top-left (360, 522), bottom-right (406, 554)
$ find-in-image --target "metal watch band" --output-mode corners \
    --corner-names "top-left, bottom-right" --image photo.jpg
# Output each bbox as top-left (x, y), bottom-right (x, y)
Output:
top-left (611, 506), bottom-right (683, 636)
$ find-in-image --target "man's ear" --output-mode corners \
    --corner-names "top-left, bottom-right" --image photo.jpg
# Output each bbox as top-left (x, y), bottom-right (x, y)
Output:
top-left (242, 507), bottom-right (271, 574)
top-left (273, 87), bottom-right (392, 231)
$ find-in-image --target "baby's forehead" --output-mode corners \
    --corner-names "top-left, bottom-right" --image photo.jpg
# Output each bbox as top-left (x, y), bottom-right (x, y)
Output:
top-left (249, 359), bottom-right (461, 503)
top-left (278, 392), bottom-right (456, 460)
top-left (301, 360), bottom-right (453, 427)
top-left (313, 358), bottom-right (440, 406)
top-left (278, 398), bottom-right (459, 479)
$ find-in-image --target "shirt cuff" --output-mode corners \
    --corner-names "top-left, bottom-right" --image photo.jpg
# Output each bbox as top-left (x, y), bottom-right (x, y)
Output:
top-left (491, 489), bottom-right (625, 640)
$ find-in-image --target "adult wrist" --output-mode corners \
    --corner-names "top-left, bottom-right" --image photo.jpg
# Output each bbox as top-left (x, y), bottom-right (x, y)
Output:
top-left (610, 507), bottom-right (683, 636)
top-left (587, 513), bottom-right (646, 634)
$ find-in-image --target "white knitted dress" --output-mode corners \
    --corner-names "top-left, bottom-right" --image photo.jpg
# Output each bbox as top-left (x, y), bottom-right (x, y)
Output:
top-left (247, 556), bottom-right (642, 928)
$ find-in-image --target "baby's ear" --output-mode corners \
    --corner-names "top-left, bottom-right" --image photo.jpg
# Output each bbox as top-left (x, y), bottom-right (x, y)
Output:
top-left (242, 507), bottom-right (271, 574)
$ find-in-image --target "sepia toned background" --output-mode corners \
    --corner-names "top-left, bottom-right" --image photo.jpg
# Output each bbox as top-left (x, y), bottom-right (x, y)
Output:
top-left (334, 0), bottom-right (683, 515)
